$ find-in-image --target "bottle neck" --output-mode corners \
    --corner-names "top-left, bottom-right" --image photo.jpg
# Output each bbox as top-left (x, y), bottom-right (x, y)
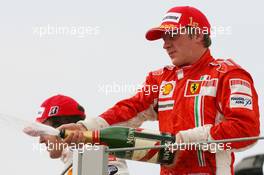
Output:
top-left (61, 130), bottom-right (95, 143)
top-left (83, 130), bottom-right (94, 143)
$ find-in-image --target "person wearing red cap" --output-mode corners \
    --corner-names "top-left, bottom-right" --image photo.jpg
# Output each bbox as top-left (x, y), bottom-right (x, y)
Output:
top-left (36, 94), bottom-right (130, 175)
top-left (54, 6), bottom-right (260, 175)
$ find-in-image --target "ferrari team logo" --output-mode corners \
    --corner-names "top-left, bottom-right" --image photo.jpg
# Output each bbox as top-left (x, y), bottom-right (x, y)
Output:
top-left (190, 82), bottom-right (200, 94)
top-left (185, 79), bottom-right (218, 97)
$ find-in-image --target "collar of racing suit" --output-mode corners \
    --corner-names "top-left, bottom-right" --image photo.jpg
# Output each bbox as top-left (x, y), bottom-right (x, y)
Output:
top-left (172, 49), bottom-right (214, 80)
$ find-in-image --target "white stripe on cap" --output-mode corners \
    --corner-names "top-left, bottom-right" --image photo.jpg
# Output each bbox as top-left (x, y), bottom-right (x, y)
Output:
top-left (162, 12), bottom-right (182, 23)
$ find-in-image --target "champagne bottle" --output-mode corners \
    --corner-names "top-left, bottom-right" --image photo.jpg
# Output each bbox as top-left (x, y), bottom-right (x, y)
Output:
top-left (60, 126), bottom-right (175, 165)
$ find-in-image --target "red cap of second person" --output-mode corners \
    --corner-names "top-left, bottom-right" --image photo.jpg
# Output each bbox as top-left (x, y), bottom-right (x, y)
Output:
top-left (36, 94), bottom-right (85, 123)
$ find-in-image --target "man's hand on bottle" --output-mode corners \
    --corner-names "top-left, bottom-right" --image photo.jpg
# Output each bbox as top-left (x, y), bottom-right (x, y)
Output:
top-left (58, 123), bottom-right (88, 146)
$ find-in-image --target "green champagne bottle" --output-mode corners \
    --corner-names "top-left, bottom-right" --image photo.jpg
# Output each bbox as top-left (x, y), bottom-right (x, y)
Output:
top-left (60, 126), bottom-right (175, 165)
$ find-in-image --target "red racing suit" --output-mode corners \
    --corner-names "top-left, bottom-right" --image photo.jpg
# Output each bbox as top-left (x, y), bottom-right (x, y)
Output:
top-left (81, 50), bottom-right (260, 175)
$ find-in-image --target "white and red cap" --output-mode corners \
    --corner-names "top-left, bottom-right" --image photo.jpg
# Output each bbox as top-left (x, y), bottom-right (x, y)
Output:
top-left (145, 6), bottom-right (211, 41)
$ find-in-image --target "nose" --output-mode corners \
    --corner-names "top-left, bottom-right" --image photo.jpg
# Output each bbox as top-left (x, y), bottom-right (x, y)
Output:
top-left (163, 39), bottom-right (171, 50)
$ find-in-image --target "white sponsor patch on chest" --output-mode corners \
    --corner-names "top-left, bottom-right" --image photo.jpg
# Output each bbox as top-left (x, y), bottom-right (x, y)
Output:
top-left (229, 79), bottom-right (252, 96)
top-left (159, 81), bottom-right (176, 99)
top-left (230, 94), bottom-right (253, 110)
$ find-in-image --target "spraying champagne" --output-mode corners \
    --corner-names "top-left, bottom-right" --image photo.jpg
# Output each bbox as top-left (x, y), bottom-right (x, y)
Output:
top-left (60, 126), bottom-right (176, 165)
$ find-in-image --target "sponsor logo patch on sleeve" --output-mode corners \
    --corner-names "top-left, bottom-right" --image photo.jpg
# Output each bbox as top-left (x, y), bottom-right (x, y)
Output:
top-left (229, 79), bottom-right (252, 96)
top-left (230, 94), bottom-right (253, 110)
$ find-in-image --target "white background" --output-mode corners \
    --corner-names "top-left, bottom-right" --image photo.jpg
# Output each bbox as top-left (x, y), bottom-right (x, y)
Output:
top-left (0, 0), bottom-right (263, 174)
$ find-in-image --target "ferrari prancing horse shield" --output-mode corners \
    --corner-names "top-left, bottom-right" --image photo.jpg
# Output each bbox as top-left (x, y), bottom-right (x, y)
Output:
top-left (185, 80), bottom-right (202, 96)
top-left (184, 79), bottom-right (218, 97)
top-left (190, 83), bottom-right (200, 94)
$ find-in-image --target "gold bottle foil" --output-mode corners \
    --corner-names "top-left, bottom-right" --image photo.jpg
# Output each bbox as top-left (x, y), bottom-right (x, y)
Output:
top-left (64, 130), bottom-right (93, 143)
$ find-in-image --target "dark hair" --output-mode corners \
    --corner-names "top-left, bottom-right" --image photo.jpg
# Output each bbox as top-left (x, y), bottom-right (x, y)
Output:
top-left (202, 34), bottom-right (211, 48)
top-left (46, 115), bottom-right (85, 128)
top-left (77, 104), bottom-right (85, 112)
top-left (186, 26), bottom-right (212, 48)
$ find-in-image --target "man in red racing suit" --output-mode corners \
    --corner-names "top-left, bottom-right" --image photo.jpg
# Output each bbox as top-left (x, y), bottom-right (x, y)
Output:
top-left (87, 49), bottom-right (259, 175)
top-left (63, 6), bottom-right (260, 175)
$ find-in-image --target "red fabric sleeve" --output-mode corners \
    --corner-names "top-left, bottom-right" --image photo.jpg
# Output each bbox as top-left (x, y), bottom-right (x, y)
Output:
top-left (210, 69), bottom-right (260, 149)
top-left (99, 72), bottom-right (159, 125)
